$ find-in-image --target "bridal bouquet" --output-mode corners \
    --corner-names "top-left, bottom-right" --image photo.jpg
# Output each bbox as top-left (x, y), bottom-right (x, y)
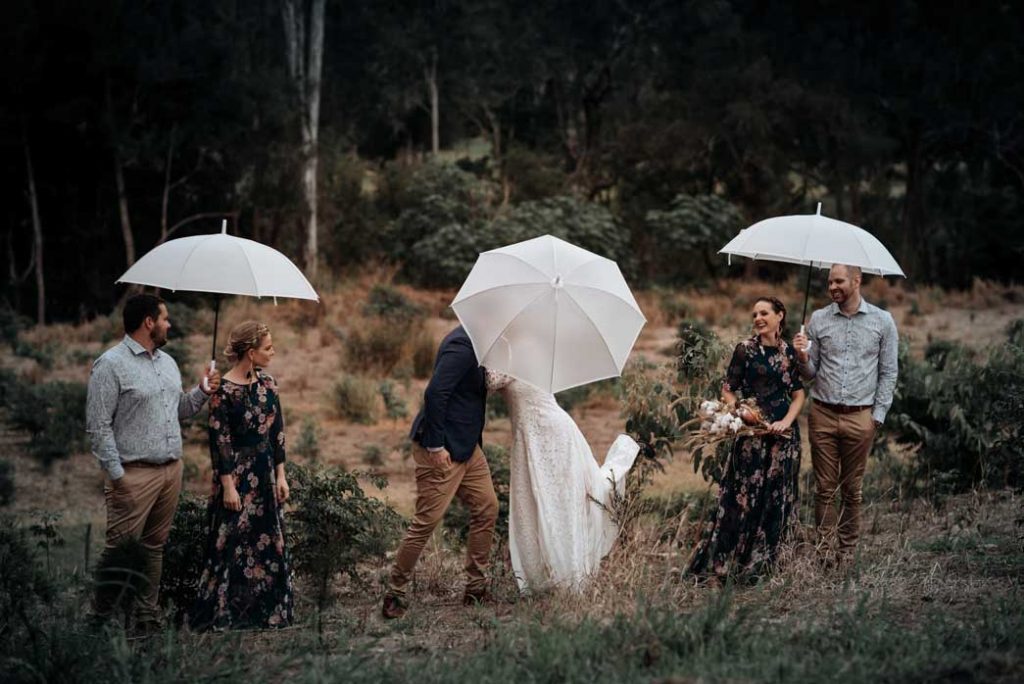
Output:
top-left (681, 398), bottom-right (791, 452)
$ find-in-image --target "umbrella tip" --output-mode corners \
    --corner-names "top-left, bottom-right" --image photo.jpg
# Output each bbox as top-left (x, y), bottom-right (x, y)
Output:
top-left (221, 219), bottom-right (228, 234)
top-left (816, 202), bottom-right (822, 215)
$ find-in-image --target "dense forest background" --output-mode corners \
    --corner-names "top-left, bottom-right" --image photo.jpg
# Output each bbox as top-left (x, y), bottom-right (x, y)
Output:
top-left (2, 0), bottom-right (1022, 323)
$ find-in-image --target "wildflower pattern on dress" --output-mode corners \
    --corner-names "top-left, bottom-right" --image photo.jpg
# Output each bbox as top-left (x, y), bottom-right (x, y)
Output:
top-left (688, 336), bottom-right (803, 580)
top-left (191, 372), bottom-right (294, 630)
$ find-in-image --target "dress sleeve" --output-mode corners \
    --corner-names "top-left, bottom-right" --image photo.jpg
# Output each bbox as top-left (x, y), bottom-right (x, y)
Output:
top-left (786, 344), bottom-right (804, 393)
top-left (208, 391), bottom-right (236, 475)
top-left (724, 342), bottom-right (747, 395)
top-left (268, 376), bottom-right (287, 466)
top-left (485, 368), bottom-right (514, 391)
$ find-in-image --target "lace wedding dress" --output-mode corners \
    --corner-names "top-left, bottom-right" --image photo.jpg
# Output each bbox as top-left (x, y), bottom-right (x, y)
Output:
top-left (486, 370), bottom-right (640, 592)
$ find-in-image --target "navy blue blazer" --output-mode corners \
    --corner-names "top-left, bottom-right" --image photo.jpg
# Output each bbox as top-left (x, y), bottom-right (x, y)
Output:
top-left (409, 326), bottom-right (486, 462)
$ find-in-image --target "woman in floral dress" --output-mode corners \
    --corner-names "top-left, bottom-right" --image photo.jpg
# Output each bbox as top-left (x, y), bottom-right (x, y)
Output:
top-left (191, 321), bottom-right (294, 630)
top-left (689, 297), bottom-right (806, 580)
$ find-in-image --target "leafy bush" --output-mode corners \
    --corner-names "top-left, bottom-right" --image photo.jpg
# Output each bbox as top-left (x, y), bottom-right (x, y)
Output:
top-left (159, 492), bottom-right (208, 623)
top-left (0, 303), bottom-right (27, 348)
top-left (379, 380), bottom-right (408, 421)
top-left (443, 444), bottom-right (510, 546)
top-left (343, 320), bottom-right (409, 375)
top-left (361, 444), bottom-right (385, 466)
top-left (294, 416), bottom-right (323, 461)
top-left (407, 195), bottom-right (631, 287)
top-left (4, 380), bottom-right (88, 467)
top-left (883, 332), bottom-right (1024, 494)
top-left (0, 516), bottom-right (54, 638)
top-left (94, 536), bottom-right (150, 623)
top-left (14, 340), bottom-right (56, 369)
top-left (287, 464), bottom-right (404, 608)
top-left (362, 284), bottom-right (424, 323)
top-left (645, 193), bottom-right (745, 282)
top-left (332, 375), bottom-right (380, 424)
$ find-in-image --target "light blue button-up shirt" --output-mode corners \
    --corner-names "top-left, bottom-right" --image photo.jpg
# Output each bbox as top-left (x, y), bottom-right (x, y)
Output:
top-left (85, 335), bottom-right (208, 479)
top-left (798, 298), bottom-right (899, 424)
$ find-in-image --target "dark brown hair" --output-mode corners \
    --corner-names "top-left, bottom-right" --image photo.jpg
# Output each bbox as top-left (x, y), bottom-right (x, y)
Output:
top-left (753, 296), bottom-right (788, 340)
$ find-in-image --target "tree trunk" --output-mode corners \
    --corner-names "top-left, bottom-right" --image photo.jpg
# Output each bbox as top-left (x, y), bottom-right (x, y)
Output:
top-left (105, 77), bottom-right (135, 268)
top-left (160, 126), bottom-right (176, 244)
top-left (23, 131), bottom-right (45, 325)
top-left (282, 0), bottom-right (325, 280)
top-left (425, 48), bottom-right (440, 155)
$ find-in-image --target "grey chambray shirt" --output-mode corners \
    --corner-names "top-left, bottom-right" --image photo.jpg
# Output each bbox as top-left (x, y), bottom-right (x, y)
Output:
top-left (86, 335), bottom-right (208, 480)
top-left (797, 298), bottom-right (899, 424)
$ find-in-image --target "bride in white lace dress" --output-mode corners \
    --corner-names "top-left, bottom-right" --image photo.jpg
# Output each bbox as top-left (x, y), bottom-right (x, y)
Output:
top-left (486, 369), bottom-right (640, 593)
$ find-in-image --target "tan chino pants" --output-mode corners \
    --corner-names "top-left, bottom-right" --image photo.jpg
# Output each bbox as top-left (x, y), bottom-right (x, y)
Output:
top-left (94, 458), bottom-right (183, 622)
top-left (388, 445), bottom-right (499, 597)
top-left (809, 402), bottom-right (875, 555)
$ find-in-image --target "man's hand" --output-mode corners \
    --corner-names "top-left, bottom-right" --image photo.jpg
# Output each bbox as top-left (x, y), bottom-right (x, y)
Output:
top-left (792, 331), bottom-right (810, 362)
top-left (424, 448), bottom-right (452, 468)
top-left (201, 368), bottom-right (222, 395)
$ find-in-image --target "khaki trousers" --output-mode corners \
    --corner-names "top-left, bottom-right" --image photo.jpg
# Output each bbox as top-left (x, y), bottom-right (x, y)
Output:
top-left (809, 402), bottom-right (875, 555)
top-left (388, 445), bottom-right (498, 597)
top-left (95, 459), bottom-right (183, 621)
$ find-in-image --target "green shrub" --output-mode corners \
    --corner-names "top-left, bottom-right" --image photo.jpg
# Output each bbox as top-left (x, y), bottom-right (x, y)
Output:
top-left (675, 318), bottom-right (726, 382)
top-left (379, 380), bottom-right (408, 421)
top-left (6, 380), bottom-right (88, 467)
top-left (361, 444), bottom-right (385, 466)
top-left (443, 444), bottom-right (510, 546)
top-left (363, 284), bottom-right (424, 323)
top-left (883, 332), bottom-right (1024, 494)
top-left (644, 193), bottom-right (745, 282)
top-left (0, 303), bottom-right (27, 347)
top-left (287, 464), bottom-right (404, 608)
top-left (94, 536), bottom-right (150, 623)
top-left (407, 195), bottom-right (631, 287)
top-left (332, 375), bottom-right (380, 424)
top-left (0, 516), bottom-right (54, 638)
top-left (159, 492), bottom-right (208, 623)
top-left (294, 416), bottom-right (323, 461)
top-left (162, 339), bottom-right (195, 379)
top-left (343, 320), bottom-right (409, 375)
top-left (14, 339), bottom-right (56, 369)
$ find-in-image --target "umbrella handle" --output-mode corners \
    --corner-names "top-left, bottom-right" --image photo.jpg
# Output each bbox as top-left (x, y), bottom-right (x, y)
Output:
top-left (203, 359), bottom-right (216, 392)
top-left (799, 324), bottom-right (812, 352)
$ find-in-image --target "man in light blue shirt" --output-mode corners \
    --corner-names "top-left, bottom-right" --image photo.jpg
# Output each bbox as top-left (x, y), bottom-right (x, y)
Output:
top-left (794, 264), bottom-right (898, 561)
top-left (86, 294), bottom-right (220, 628)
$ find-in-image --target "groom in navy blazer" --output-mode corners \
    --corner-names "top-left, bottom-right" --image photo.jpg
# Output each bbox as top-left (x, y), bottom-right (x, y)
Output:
top-left (383, 325), bottom-right (499, 619)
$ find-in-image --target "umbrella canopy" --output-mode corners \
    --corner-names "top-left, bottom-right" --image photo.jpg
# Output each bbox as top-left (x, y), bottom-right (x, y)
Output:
top-left (117, 224), bottom-right (319, 301)
top-left (719, 203), bottom-right (905, 277)
top-left (719, 203), bottom-right (905, 324)
top-left (116, 221), bottom-right (318, 382)
top-left (451, 234), bottom-right (646, 394)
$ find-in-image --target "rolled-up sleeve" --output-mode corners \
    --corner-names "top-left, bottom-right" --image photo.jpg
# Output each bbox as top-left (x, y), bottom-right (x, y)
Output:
top-left (178, 385), bottom-right (208, 421)
top-left (86, 358), bottom-right (124, 480)
top-left (872, 313), bottom-right (899, 424)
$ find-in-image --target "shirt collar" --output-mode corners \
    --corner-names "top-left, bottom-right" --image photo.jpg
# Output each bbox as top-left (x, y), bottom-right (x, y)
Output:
top-left (829, 297), bottom-right (871, 317)
top-left (122, 334), bottom-right (160, 358)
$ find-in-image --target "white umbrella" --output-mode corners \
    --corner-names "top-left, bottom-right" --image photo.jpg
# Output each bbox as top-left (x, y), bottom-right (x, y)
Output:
top-left (117, 220), bottom-right (318, 384)
top-left (719, 203), bottom-right (905, 325)
top-left (451, 234), bottom-right (646, 394)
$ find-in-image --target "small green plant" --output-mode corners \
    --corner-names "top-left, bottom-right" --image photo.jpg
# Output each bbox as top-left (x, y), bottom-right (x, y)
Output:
top-left (363, 283), bottom-right (424, 323)
top-left (294, 416), bottom-right (323, 461)
top-left (5, 380), bottom-right (89, 467)
top-left (286, 464), bottom-right (404, 615)
top-left (332, 374), bottom-right (380, 424)
top-left (159, 492), bottom-right (208, 624)
top-left (379, 380), bottom-right (408, 421)
top-left (28, 511), bottom-right (65, 574)
top-left (361, 444), bottom-right (385, 466)
top-left (14, 340), bottom-right (56, 369)
top-left (0, 516), bottom-right (54, 639)
top-left (343, 320), bottom-right (410, 375)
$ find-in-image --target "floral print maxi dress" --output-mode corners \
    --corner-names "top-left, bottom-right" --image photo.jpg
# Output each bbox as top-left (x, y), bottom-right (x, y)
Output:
top-left (689, 337), bottom-right (803, 580)
top-left (191, 372), bottom-right (294, 630)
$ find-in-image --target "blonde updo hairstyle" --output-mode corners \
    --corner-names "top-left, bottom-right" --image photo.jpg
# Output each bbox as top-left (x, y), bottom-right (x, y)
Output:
top-left (224, 320), bottom-right (271, 367)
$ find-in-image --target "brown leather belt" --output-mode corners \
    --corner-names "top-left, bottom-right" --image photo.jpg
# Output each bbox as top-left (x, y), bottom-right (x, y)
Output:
top-left (815, 401), bottom-right (871, 414)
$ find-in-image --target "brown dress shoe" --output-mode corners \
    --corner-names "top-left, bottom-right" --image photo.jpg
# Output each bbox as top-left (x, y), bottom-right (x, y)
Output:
top-left (462, 588), bottom-right (488, 606)
top-left (381, 593), bottom-right (407, 620)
